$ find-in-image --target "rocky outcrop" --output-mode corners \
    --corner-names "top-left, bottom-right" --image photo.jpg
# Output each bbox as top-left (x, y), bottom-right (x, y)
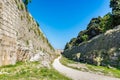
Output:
top-left (0, 0), bottom-right (56, 66)
top-left (63, 26), bottom-right (120, 67)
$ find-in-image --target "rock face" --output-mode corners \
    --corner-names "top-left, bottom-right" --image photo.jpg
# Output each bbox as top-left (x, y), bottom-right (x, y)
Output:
top-left (0, 0), bottom-right (55, 66)
top-left (63, 26), bottom-right (120, 67)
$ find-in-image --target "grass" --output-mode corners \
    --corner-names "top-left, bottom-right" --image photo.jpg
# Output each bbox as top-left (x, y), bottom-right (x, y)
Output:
top-left (87, 65), bottom-right (120, 78)
top-left (0, 61), bottom-right (71, 80)
top-left (60, 56), bottom-right (120, 78)
top-left (60, 56), bottom-right (75, 66)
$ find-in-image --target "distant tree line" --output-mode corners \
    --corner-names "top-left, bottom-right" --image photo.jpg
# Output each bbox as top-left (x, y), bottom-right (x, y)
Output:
top-left (64, 0), bottom-right (120, 50)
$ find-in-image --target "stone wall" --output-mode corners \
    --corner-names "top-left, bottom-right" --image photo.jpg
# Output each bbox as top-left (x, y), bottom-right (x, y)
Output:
top-left (0, 0), bottom-right (18, 66)
top-left (63, 26), bottom-right (120, 67)
top-left (0, 0), bottom-right (55, 66)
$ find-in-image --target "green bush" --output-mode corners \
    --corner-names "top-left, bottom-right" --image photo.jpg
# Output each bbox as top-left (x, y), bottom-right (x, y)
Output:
top-left (81, 34), bottom-right (88, 41)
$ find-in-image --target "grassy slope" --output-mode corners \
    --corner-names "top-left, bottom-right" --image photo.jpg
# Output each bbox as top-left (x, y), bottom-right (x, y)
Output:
top-left (0, 61), bottom-right (71, 80)
top-left (60, 56), bottom-right (120, 78)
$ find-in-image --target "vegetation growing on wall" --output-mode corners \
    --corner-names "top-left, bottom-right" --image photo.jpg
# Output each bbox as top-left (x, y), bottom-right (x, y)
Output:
top-left (15, 0), bottom-right (25, 11)
top-left (23, 0), bottom-right (32, 7)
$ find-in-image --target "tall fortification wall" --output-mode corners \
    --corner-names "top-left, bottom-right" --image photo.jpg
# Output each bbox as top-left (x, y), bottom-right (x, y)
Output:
top-left (63, 26), bottom-right (120, 67)
top-left (0, 0), bottom-right (55, 66)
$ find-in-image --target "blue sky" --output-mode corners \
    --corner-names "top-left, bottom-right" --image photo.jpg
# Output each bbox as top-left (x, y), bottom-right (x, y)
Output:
top-left (28, 0), bottom-right (111, 49)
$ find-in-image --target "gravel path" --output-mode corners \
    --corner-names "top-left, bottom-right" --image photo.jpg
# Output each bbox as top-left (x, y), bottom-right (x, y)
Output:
top-left (52, 56), bottom-right (120, 80)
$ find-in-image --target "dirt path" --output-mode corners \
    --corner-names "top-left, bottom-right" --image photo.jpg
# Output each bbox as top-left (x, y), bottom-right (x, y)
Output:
top-left (52, 56), bottom-right (120, 80)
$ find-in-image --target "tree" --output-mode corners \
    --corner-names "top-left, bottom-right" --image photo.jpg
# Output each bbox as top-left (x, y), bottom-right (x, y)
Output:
top-left (87, 17), bottom-right (101, 30)
top-left (23, 0), bottom-right (32, 6)
top-left (100, 13), bottom-right (113, 32)
top-left (64, 43), bottom-right (71, 50)
top-left (64, 38), bottom-right (77, 50)
top-left (73, 30), bottom-right (87, 46)
top-left (110, 0), bottom-right (120, 26)
top-left (81, 34), bottom-right (88, 41)
top-left (86, 17), bottom-right (102, 39)
top-left (69, 38), bottom-right (76, 46)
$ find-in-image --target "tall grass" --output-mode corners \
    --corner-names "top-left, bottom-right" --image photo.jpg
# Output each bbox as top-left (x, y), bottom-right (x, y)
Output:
top-left (0, 61), bottom-right (71, 80)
